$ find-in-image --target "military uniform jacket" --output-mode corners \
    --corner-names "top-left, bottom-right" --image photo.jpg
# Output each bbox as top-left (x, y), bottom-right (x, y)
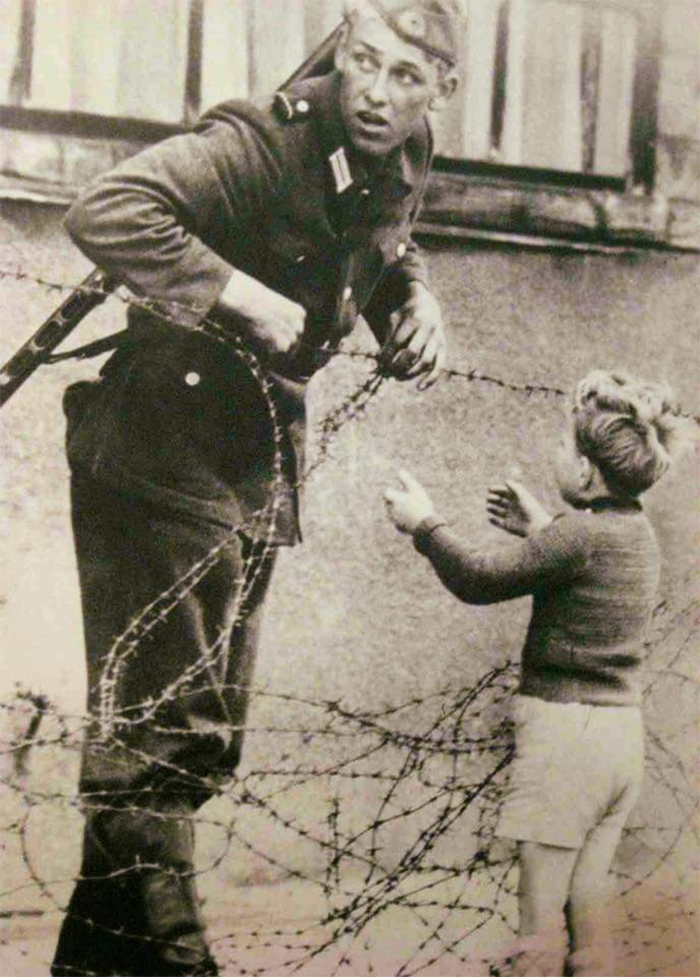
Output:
top-left (64, 71), bottom-right (433, 545)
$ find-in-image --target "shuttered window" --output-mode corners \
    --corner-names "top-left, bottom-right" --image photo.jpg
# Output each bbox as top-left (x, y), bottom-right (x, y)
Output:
top-left (1, 0), bottom-right (659, 190)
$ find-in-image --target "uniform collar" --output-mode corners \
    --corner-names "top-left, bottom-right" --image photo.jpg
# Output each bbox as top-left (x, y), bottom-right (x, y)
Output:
top-left (306, 71), bottom-right (416, 200)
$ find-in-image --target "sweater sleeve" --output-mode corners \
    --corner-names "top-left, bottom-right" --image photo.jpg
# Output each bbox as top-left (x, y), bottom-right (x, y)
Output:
top-left (64, 112), bottom-right (282, 330)
top-left (413, 514), bottom-right (590, 605)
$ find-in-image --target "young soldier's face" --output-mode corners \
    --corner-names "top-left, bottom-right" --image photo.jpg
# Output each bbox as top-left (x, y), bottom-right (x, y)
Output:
top-left (335, 13), bottom-right (456, 156)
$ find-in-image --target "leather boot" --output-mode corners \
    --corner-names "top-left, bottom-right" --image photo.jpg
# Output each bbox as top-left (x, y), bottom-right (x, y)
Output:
top-left (139, 865), bottom-right (219, 976)
top-left (52, 804), bottom-right (218, 977)
top-left (51, 814), bottom-right (150, 976)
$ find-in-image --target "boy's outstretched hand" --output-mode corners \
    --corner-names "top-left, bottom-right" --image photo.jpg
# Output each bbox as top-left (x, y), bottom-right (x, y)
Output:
top-left (486, 480), bottom-right (553, 537)
top-left (384, 470), bottom-right (435, 535)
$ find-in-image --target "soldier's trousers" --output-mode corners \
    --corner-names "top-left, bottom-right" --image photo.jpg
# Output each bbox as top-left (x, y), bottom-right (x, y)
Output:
top-left (52, 474), bottom-right (277, 976)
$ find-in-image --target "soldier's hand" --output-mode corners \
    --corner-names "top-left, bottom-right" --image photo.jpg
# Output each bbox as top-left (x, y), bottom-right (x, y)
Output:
top-left (380, 283), bottom-right (447, 390)
top-left (217, 270), bottom-right (306, 356)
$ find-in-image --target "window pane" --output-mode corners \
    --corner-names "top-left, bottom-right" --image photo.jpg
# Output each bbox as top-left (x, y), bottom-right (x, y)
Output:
top-left (115, 0), bottom-right (189, 121)
top-left (27, 0), bottom-right (72, 110)
top-left (200, 0), bottom-right (250, 110)
top-left (505, 0), bottom-right (585, 172)
top-left (595, 8), bottom-right (637, 176)
top-left (0, 0), bottom-right (24, 102)
top-left (2, 0), bottom-right (643, 182)
top-left (249, 0), bottom-right (306, 97)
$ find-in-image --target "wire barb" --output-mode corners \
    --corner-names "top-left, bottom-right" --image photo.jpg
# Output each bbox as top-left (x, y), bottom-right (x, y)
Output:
top-left (0, 265), bottom-right (697, 977)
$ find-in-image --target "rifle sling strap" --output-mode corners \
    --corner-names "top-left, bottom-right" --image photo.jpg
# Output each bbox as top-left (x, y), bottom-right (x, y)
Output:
top-left (46, 330), bottom-right (130, 363)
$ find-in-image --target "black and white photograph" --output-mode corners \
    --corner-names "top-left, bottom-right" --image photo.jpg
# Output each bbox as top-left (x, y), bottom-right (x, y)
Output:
top-left (0, 1), bottom-right (698, 975)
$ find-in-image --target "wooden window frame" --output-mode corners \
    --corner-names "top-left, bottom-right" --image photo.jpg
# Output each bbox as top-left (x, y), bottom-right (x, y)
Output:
top-left (1, 0), bottom-right (662, 199)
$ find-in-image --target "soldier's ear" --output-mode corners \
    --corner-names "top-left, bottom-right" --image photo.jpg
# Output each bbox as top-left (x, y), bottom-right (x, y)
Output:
top-left (429, 72), bottom-right (458, 112)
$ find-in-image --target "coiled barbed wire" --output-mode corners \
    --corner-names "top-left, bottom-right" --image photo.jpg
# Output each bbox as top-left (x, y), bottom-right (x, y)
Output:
top-left (0, 266), bottom-right (697, 977)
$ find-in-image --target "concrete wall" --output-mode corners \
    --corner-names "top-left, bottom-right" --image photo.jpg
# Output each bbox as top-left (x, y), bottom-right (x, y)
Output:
top-left (1, 203), bottom-right (697, 894)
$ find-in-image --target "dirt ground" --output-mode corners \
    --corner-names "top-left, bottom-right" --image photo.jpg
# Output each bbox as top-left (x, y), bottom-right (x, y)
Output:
top-left (2, 866), bottom-right (699, 977)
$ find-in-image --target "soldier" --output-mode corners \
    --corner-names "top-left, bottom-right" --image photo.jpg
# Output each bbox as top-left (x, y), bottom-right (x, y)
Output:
top-left (51, 1), bottom-right (462, 974)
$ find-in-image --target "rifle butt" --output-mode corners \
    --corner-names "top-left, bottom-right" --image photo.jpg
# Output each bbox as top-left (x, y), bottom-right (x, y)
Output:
top-left (0, 269), bottom-right (115, 408)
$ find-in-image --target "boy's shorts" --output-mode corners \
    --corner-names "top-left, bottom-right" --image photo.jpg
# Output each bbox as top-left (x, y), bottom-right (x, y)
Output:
top-left (495, 695), bottom-right (644, 850)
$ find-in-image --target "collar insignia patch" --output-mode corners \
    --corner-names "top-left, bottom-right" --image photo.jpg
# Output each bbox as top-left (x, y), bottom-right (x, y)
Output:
top-left (329, 147), bottom-right (353, 194)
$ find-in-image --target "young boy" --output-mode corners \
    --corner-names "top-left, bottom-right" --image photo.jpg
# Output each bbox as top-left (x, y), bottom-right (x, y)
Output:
top-left (384, 370), bottom-right (691, 977)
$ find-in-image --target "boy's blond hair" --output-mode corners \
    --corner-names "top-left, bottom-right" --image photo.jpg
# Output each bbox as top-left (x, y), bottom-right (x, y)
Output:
top-left (572, 370), bottom-right (691, 497)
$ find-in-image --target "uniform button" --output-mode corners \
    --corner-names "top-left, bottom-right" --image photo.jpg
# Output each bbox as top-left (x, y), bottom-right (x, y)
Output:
top-left (396, 242), bottom-right (407, 259)
top-left (185, 372), bottom-right (201, 386)
top-left (360, 187), bottom-right (371, 197)
top-left (342, 286), bottom-right (353, 301)
top-left (296, 99), bottom-right (310, 114)
top-left (295, 254), bottom-right (306, 263)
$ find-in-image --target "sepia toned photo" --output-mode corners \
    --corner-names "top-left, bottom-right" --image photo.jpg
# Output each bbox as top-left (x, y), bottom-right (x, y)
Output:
top-left (0, 1), bottom-right (698, 976)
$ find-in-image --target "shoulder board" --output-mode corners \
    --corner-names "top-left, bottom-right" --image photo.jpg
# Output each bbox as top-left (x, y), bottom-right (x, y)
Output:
top-left (273, 90), bottom-right (313, 124)
top-left (197, 98), bottom-right (274, 136)
top-left (195, 98), bottom-right (283, 163)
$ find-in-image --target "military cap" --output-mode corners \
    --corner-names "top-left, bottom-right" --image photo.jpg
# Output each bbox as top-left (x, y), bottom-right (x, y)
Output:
top-left (344, 0), bottom-right (465, 67)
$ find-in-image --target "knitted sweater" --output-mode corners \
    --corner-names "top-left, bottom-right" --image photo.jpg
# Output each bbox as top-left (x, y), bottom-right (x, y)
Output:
top-left (414, 500), bottom-right (661, 706)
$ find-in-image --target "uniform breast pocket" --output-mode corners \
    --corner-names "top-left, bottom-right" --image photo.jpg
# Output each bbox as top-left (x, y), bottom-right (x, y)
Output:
top-left (268, 227), bottom-right (309, 268)
top-left (353, 223), bottom-right (412, 312)
top-left (266, 227), bottom-right (339, 317)
top-left (267, 229), bottom-right (323, 288)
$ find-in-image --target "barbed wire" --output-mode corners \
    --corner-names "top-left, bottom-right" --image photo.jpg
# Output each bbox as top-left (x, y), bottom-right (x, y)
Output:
top-left (2, 265), bottom-right (698, 422)
top-left (0, 267), bottom-right (698, 977)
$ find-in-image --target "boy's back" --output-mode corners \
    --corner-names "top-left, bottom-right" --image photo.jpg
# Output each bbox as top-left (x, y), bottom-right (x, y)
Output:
top-left (522, 502), bottom-right (660, 706)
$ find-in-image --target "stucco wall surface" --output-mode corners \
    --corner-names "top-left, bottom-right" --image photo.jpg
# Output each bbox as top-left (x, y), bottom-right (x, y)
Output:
top-left (0, 205), bottom-right (698, 917)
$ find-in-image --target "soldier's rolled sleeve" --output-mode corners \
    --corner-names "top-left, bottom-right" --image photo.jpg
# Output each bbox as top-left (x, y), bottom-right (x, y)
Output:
top-left (65, 119), bottom-right (281, 330)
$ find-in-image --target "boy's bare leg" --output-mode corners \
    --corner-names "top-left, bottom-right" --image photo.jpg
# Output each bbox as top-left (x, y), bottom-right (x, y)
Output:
top-left (505, 842), bottom-right (578, 977)
top-left (509, 842), bottom-right (578, 976)
top-left (565, 824), bottom-right (623, 976)
top-left (518, 841), bottom-right (578, 936)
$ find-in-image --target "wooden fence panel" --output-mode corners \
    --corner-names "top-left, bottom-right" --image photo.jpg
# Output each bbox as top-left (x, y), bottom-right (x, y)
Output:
top-left (248, 0), bottom-right (306, 97)
top-left (68, 0), bottom-right (121, 116)
top-left (1, 0), bottom-right (644, 182)
top-left (0, 0), bottom-right (23, 102)
top-left (200, 0), bottom-right (250, 111)
top-left (459, 0), bottom-right (500, 159)
top-left (594, 8), bottom-right (636, 176)
top-left (304, 0), bottom-right (343, 52)
top-left (29, 0), bottom-right (73, 110)
top-left (501, 0), bottom-right (527, 166)
top-left (115, 0), bottom-right (189, 121)
top-left (519, 0), bottom-right (584, 172)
